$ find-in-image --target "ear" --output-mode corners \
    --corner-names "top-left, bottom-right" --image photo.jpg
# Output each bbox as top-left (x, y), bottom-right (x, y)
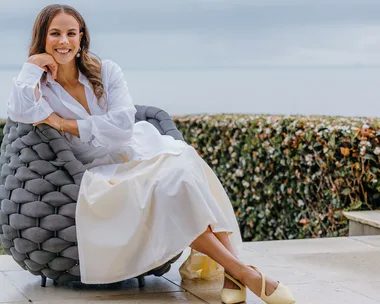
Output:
top-left (79, 32), bottom-right (83, 41)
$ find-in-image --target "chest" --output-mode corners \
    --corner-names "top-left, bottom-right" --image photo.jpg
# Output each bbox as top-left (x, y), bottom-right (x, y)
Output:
top-left (61, 83), bottom-right (91, 115)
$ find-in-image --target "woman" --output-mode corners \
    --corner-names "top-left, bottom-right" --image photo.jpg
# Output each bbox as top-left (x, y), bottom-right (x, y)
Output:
top-left (7, 4), bottom-right (295, 304)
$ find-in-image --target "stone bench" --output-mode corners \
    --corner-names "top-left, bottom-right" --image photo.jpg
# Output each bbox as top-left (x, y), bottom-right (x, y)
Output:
top-left (343, 211), bottom-right (380, 236)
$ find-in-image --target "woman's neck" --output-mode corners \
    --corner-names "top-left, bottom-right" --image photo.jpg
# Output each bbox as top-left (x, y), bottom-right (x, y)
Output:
top-left (56, 61), bottom-right (79, 87)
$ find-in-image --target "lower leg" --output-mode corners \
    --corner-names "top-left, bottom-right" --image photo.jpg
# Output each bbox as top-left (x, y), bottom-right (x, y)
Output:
top-left (190, 227), bottom-right (246, 282)
top-left (213, 231), bottom-right (239, 289)
top-left (190, 226), bottom-right (279, 297)
top-left (214, 231), bottom-right (236, 257)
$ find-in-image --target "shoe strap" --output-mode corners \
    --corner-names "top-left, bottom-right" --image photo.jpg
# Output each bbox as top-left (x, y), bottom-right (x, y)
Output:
top-left (248, 265), bottom-right (266, 298)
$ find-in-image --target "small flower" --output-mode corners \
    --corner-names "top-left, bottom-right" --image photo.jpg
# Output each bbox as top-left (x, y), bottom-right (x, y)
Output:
top-left (242, 180), bottom-right (250, 188)
top-left (297, 200), bottom-right (305, 207)
top-left (235, 169), bottom-right (244, 177)
top-left (360, 146), bottom-right (366, 155)
top-left (305, 154), bottom-right (313, 163)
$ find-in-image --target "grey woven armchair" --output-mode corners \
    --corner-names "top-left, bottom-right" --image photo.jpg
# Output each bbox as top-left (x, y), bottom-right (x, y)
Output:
top-left (0, 105), bottom-right (184, 287)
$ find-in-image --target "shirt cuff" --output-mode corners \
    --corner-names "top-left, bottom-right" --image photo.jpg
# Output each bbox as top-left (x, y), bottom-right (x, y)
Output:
top-left (77, 119), bottom-right (93, 142)
top-left (36, 98), bottom-right (54, 120)
top-left (16, 62), bottom-right (45, 87)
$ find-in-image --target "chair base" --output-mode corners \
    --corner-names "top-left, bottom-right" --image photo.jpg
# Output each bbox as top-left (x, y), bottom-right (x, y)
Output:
top-left (41, 275), bottom-right (58, 287)
top-left (138, 276), bottom-right (145, 288)
top-left (41, 275), bottom-right (46, 287)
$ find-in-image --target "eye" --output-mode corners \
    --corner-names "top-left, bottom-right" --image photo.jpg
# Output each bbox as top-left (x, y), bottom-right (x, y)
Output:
top-left (68, 32), bottom-right (76, 36)
top-left (51, 32), bottom-right (59, 36)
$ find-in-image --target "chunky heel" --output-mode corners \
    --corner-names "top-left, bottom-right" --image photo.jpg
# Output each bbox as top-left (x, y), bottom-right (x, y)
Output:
top-left (220, 272), bottom-right (247, 304)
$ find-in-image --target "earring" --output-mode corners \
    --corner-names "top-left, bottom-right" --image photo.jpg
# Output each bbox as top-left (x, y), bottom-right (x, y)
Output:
top-left (76, 47), bottom-right (81, 58)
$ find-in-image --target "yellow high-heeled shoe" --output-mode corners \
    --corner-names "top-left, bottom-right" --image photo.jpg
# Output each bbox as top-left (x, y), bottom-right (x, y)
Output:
top-left (220, 272), bottom-right (247, 304)
top-left (248, 265), bottom-right (296, 304)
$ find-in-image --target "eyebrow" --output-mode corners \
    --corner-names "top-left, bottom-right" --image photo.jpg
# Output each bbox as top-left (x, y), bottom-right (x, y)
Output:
top-left (49, 28), bottom-right (78, 32)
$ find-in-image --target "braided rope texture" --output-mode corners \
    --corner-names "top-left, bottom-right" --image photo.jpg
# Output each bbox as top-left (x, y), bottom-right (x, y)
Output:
top-left (0, 105), bottom-right (183, 285)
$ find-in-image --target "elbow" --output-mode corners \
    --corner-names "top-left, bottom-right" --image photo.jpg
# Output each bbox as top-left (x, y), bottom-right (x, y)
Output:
top-left (108, 106), bottom-right (136, 133)
top-left (7, 98), bottom-right (23, 123)
top-left (7, 110), bottom-right (21, 123)
top-left (121, 106), bottom-right (137, 128)
top-left (91, 127), bottom-right (135, 150)
top-left (89, 108), bottom-right (137, 150)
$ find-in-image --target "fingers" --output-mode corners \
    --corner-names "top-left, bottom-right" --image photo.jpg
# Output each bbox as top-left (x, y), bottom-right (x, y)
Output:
top-left (43, 53), bottom-right (58, 80)
top-left (33, 119), bottom-right (47, 127)
top-left (27, 53), bottom-right (58, 77)
top-left (47, 63), bottom-right (58, 80)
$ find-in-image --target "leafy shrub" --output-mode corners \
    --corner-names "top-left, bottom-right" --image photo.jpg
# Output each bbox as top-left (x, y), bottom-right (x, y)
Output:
top-left (174, 114), bottom-right (380, 241)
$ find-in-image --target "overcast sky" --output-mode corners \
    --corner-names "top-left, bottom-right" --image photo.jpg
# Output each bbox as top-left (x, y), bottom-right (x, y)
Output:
top-left (1, 0), bottom-right (380, 69)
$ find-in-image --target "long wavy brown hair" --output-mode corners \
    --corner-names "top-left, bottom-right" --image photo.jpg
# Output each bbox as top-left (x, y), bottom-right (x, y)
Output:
top-left (29, 4), bottom-right (104, 102)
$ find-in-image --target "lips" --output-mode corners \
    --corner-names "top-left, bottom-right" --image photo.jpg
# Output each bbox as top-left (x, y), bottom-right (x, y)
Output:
top-left (55, 48), bottom-right (71, 55)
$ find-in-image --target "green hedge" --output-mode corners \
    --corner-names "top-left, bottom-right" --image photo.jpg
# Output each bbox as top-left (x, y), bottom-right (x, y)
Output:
top-left (1, 115), bottom-right (379, 251)
top-left (174, 114), bottom-right (380, 241)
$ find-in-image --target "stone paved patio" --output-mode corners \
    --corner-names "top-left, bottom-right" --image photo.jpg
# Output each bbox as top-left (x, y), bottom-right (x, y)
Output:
top-left (0, 235), bottom-right (379, 303)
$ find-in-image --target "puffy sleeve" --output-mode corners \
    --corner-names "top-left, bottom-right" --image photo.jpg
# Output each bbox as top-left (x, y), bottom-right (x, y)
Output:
top-left (7, 62), bottom-right (54, 123)
top-left (76, 60), bottom-right (137, 150)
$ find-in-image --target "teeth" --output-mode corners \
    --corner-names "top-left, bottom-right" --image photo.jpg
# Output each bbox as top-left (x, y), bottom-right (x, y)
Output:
top-left (56, 49), bottom-right (70, 54)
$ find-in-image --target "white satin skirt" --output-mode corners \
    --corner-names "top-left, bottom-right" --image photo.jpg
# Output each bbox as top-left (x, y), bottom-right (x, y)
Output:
top-left (76, 145), bottom-right (243, 284)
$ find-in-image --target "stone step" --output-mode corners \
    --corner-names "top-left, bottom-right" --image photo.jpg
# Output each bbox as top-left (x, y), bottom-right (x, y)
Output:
top-left (343, 210), bottom-right (380, 236)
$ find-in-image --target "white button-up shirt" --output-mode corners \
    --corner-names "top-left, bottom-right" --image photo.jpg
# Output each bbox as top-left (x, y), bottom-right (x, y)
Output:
top-left (7, 60), bottom-right (186, 174)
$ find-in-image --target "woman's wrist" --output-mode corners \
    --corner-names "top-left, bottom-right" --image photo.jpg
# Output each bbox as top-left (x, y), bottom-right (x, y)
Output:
top-left (59, 118), bottom-right (65, 135)
top-left (47, 113), bottom-right (61, 130)
top-left (27, 55), bottom-right (46, 70)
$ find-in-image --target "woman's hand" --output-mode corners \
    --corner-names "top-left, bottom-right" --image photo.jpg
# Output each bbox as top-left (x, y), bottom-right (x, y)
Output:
top-left (27, 53), bottom-right (58, 80)
top-left (33, 112), bottom-right (61, 130)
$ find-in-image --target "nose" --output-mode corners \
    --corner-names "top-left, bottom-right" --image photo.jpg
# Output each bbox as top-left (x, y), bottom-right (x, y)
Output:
top-left (59, 34), bottom-right (69, 44)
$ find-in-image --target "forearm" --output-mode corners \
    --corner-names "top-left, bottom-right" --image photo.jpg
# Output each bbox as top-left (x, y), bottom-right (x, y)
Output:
top-left (7, 64), bottom-right (54, 123)
top-left (38, 113), bottom-right (79, 138)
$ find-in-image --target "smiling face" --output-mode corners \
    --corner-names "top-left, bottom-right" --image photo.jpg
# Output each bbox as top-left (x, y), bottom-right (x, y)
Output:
top-left (45, 12), bottom-right (83, 65)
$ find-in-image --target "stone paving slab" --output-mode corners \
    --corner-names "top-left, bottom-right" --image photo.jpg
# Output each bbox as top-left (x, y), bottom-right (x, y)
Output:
top-left (243, 235), bottom-right (380, 256)
top-left (0, 236), bottom-right (379, 303)
top-left (352, 235), bottom-right (380, 247)
top-left (1, 271), bottom-right (183, 303)
top-left (0, 272), bottom-right (29, 303)
top-left (343, 210), bottom-right (380, 229)
top-left (31, 292), bottom-right (206, 303)
top-left (0, 255), bottom-right (24, 272)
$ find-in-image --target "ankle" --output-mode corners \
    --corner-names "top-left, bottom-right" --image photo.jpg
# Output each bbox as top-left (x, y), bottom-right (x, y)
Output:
top-left (228, 265), bottom-right (246, 283)
top-left (239, 265), bottom-right (260, 286)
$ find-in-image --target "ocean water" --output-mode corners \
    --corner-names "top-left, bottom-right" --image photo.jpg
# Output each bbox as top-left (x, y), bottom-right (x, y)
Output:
top-left (1, 66), bottom-right (380, 119)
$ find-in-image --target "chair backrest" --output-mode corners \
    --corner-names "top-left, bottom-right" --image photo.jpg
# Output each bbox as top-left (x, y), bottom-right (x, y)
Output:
top-left (135, 105), bottom-right (183, 140)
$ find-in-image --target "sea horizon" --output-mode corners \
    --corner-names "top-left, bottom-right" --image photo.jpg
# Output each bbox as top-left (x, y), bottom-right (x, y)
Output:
top-left (1, 65), bottom-right (380, 119)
